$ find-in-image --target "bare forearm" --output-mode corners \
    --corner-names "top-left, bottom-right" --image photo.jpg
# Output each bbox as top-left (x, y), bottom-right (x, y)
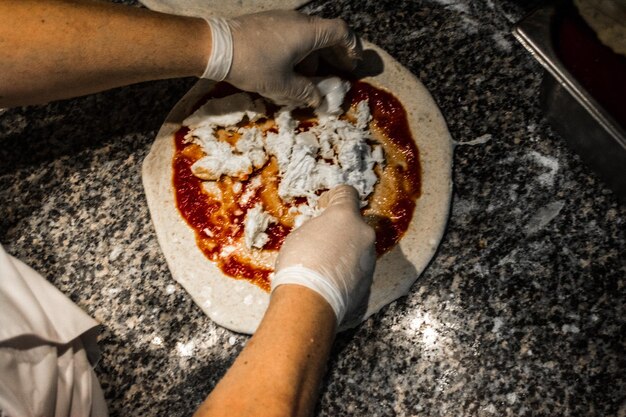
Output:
top-left (0, 0), bottom-right (210, 107)
top-left (195, 285), bottom-right (336, 417)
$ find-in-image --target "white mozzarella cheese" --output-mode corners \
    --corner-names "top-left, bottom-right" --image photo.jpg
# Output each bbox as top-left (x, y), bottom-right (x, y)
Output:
top-left (277, 138), bottom-right (318, 201)
top-left (355, 99), bottom-right (372, 130)
top-left (315, 77), bottom-right (351, 117)
top-left (183, 93), bottom-right (266, 129)
top-left (202, 181), bottom-right (222, 198)
top-left (191, 139), bottom-right (253, 180)
top-left (185, 83), bottom-right (386, 232)
top-left (236, 127), bottom-right (267, 169)
top-left (244, 203), bottom-right (276, 249)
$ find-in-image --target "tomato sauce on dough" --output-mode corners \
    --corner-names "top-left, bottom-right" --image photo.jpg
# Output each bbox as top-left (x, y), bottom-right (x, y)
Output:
top-left (173, 81), bottom-right (421, 292)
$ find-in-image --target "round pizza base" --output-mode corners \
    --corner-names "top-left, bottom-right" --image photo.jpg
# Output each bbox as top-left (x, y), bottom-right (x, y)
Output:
top-left (142, 41), bottom-right (454, 334)
top-left (139, 0), bottom-right (311, 18)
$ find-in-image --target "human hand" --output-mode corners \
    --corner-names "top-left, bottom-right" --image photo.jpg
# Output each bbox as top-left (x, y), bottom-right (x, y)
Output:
top-left (202, 10), bottom-right (362, 107)
top-left (271, 185), bottom-right (376, 325)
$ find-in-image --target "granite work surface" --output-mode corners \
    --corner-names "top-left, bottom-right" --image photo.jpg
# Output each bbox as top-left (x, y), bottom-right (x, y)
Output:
top-left (1, 0), bottom-right (624, 416)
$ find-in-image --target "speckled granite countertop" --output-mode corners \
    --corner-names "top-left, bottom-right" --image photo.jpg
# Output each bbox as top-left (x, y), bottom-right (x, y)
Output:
top-left (1, 0), bottom-right (624, 416)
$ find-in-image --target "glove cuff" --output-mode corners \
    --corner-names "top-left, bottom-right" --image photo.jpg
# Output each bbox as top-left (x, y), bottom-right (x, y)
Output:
top-left (271, 266), bottom-right (346, 325)
top-left (201, 17), bottom-right (233, 81)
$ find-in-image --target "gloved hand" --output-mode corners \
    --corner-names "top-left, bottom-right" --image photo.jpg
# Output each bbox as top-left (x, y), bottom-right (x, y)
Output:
top-left (202, 11), bottom-right (362, 108)
top-left (271, 185), bottom-right (376, 326)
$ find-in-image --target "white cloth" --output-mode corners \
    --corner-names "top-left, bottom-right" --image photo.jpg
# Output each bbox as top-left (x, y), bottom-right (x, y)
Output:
top-left (0, 244), bottom-right (108, 417)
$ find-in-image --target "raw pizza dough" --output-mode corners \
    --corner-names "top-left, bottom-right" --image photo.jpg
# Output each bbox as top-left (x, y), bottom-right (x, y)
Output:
top-left (139, 0), bottom-right (311, 18)
top-left (142, 41), bottom-right (454, 334)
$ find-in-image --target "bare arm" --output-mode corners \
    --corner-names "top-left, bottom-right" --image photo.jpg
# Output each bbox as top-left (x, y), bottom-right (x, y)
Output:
top-left (0, 2), bottom-right (360, 108)
top-left (194, 285), bottom-right (336, 417)
top-left (0, 0), bottom-right (210, 107)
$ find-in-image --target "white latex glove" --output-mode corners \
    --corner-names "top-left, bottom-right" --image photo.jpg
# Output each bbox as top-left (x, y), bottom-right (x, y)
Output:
top-left (202, 10), bottom-right (362, 107)
top-left (271, 185), bottom-right (376, 325)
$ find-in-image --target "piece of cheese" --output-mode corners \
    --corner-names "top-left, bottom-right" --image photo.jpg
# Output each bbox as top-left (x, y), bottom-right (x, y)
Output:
top-left (290, 203), bottom-right (320, 229)
top-left (265, 109), bottom-right (298, 172)
top-left (244, 203), bottom-right (276, 249)
top-left (315, 77), bottom-right (351, 117)
top-left (355, 99), bottom-right (372, 130)
top-left (191, 140), bottom-right (253, 180)
top-left (184, 93), bottom-right (266, 129)
top-left (202, 181), bottom-right (222, 199)
top-left (184, 93), bottom-right (269, 180)
top-left (277, 135), bottom-right (318, 201)
top-left (184, 124), bottom-right (214, 143)
top-left (236, 127), bottom-right (267, 169)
